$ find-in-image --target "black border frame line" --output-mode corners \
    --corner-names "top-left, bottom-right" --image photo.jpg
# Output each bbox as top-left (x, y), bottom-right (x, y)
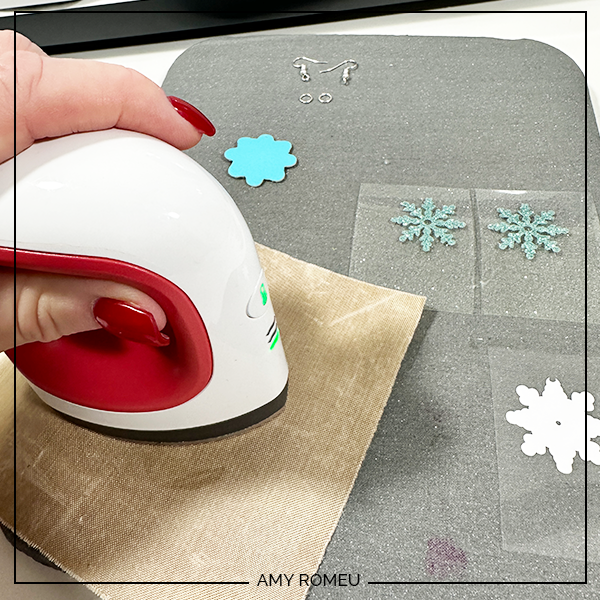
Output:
top-left (0, 3), bottom-right (587, 55)
top-left (585, 7), bottom-right (589, 586)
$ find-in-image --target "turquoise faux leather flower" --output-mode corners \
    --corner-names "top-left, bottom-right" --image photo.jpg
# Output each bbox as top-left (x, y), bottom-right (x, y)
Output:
top-left (224, 134), bottom-right (297, 187)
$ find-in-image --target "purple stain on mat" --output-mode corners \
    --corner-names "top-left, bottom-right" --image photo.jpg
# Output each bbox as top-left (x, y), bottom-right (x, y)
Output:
top-left (426, 537), bottom-right (468, 579)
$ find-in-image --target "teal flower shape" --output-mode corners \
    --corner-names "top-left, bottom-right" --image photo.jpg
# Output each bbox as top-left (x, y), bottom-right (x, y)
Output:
top-left (487, 203), bottom-right (569, 259)
top-left (224, 134), bottom-right (297, 187)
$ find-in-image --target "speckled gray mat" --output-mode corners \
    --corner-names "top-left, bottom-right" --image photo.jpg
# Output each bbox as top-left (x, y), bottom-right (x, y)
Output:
top-left (163, 34), bottom-right (598, 595)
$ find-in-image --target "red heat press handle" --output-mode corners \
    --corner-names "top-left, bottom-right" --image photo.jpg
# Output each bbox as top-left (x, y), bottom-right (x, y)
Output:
top-left (1, 246), bottom-right (213, 413)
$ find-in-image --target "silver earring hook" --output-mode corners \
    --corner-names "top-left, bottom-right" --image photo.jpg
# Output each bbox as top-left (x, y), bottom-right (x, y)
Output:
top-left (292, 56), bottom-right (328, 82)
top-left (319, 59), bottom-right (358, 85)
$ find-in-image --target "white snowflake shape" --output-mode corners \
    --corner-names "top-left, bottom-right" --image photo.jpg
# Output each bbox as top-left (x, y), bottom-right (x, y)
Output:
top-left (506, 378), bottom-right (600, 474)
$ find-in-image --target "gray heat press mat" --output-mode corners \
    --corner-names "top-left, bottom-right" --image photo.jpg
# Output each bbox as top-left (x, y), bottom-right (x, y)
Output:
top-left (163, 35), bottom-right (598, 594)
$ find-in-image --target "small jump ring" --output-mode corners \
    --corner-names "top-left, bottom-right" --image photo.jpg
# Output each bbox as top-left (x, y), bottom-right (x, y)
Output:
top-left (318, 92), bottom-right (333, 104)
top-left (299, 93), bottom-right (313, 104)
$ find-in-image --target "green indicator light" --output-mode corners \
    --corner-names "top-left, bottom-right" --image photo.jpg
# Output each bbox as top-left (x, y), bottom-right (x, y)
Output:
top-left (269, 328), bottom-right (280, 350)
top-left (260, 283), bottom-right (268, 306)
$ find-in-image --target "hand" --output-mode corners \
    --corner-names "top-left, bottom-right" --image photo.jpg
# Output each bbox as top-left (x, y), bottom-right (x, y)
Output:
top-left (0, 31), bottom-right (215, 353)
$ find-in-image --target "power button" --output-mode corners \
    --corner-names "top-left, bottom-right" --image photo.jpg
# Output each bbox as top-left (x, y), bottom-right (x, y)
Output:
top-left (246, 270), bottom-right (270, 318)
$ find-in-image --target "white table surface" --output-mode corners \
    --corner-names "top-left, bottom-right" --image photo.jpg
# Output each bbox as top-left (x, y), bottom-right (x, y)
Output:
top-left (1, 1), bottom-right (597, 597)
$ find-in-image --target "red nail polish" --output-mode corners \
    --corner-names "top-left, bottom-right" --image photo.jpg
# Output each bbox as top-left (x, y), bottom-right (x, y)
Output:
top-left (93, 298), bottom-right (170, 347)
top-left (168, 96), bottom-right (216, 136)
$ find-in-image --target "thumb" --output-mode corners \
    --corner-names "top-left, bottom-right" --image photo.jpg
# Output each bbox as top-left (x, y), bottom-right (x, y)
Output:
top-left (0, 270), bottom-right (168, 352)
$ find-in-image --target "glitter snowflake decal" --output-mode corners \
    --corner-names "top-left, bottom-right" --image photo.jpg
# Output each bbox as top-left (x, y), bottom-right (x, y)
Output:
top-left (390, 198), bottom-right (466, 252)
top-left (506, 378), bottom-right (600, 474)
top-left (224, 134), bottom-right (297, 187)
top-left (487, 203), bottom-right (569, 260)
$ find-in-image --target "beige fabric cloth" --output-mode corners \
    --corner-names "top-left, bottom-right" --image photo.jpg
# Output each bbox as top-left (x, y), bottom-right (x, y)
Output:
top-left (0, 245), bottom-right (424, 600)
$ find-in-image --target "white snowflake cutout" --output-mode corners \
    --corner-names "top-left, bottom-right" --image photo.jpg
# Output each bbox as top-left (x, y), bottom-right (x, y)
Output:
top-left (506, 378), bottom-right (600, 474)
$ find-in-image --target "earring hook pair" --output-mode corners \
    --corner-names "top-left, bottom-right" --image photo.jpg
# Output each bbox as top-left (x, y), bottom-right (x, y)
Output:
top-left (293, 57), bottom-right (359, 85)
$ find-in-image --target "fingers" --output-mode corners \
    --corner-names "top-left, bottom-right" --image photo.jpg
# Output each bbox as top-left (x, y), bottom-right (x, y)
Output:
top-left (0, 30), bottom-right (213, 163)
top-left (0, 30), bottom-right (46, 55)
top-left (0, 270), bottom-right (167, 352)
top-left (0, 31), bottom-right (47, 160)
top-left (13, 56), bottom-right (204, 158)
top-left (0, 31), bottom-right (203, 353)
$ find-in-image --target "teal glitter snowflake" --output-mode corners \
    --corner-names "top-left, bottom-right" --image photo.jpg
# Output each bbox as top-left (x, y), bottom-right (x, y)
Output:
top-left (390, 198), bottom-right (466, 252)
top-left (224, 134), bottom-right (297, 187)
top-left (487, 203), bottom-right (569, 260)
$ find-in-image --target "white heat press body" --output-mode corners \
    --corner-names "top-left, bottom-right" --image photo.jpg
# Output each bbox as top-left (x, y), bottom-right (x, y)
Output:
top-left (0, 129), bottom-right (288, 441)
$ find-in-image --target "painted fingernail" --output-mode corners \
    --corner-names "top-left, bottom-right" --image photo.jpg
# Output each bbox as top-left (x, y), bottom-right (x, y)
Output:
top-left (168, 96), bottom-right (216, 136)
top-left (93, 298), bottom-right (170, 347)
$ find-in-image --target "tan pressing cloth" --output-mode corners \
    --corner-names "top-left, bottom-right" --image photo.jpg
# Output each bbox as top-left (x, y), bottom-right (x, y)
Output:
top-left (0, 245), bottom-right (425, 600)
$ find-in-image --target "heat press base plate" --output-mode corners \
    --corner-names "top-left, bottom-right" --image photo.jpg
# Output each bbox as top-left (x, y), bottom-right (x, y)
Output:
top-left (57, 382), bottom-right (288, 443)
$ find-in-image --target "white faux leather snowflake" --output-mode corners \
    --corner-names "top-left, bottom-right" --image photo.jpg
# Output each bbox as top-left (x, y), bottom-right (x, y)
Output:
top-left (506, 378), bottom-right (600, 474)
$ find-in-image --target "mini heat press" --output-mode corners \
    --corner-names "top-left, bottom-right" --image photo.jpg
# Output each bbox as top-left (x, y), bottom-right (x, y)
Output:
top-left (0, 129), bottom-right (289, 441)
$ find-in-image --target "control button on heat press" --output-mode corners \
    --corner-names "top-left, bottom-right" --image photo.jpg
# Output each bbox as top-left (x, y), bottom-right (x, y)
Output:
top-left (246, 270), bottom-right (270, 318)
